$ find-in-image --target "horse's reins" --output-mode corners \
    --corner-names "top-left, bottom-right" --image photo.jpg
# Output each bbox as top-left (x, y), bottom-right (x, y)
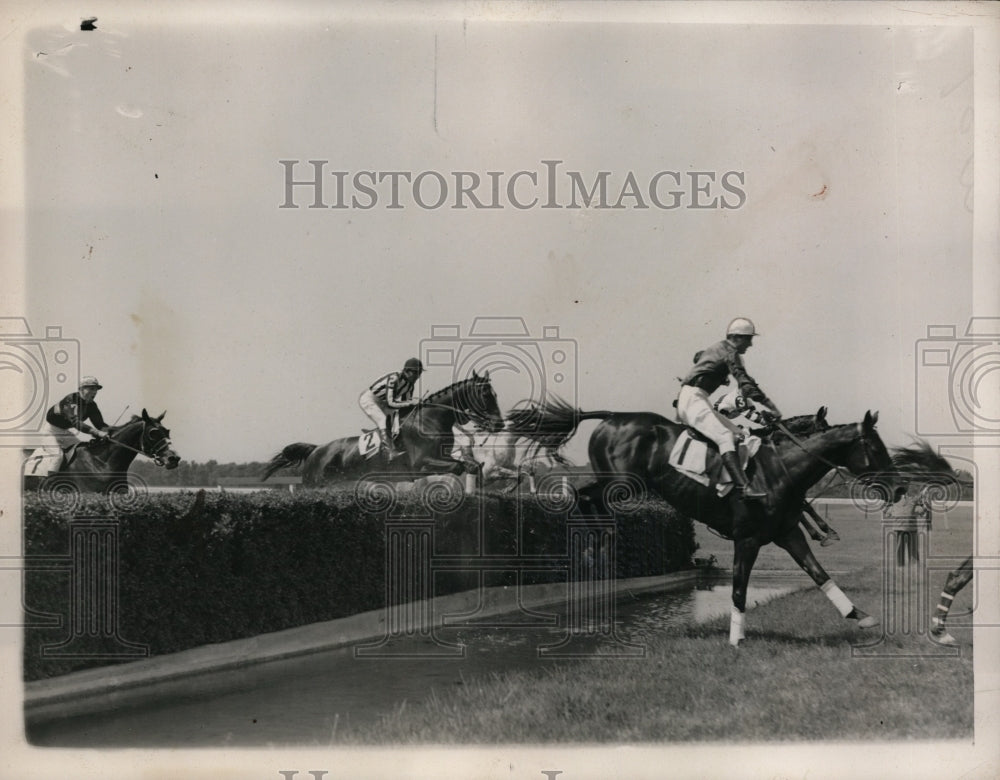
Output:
top-left (770, 419), bottom-right (875, 503)
top-left (96, 421), bottom-right (174, 465)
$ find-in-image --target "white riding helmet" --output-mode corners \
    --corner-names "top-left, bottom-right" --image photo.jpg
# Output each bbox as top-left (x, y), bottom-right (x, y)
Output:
top-left (726, 317), bottom-right (759, 337)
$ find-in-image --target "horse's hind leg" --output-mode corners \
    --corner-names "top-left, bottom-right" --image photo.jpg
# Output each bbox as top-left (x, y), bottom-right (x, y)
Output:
top-left (803, 502), bottom-right (839, 544)
top-left (576, 479), bottom-right (607, 517)
top-left (774, 526), bottom-right (877, 629)
top-left (798, 512), bottom-right (828, 545)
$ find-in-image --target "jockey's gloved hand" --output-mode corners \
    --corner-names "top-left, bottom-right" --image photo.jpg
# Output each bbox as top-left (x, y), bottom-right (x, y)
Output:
top-left (91, 429), bottom-right (108, 438)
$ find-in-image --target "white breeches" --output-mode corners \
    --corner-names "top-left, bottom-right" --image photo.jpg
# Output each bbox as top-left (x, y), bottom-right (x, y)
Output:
top-left (676, 385), bottom-right (742, 454)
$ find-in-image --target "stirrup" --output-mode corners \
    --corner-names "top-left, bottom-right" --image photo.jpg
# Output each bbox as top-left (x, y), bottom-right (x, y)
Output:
top-left (738, 484), bottom-right (767, 501)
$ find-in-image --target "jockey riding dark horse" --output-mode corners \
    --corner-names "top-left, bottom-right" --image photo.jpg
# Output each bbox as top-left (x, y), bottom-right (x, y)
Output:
top-left (44, 375), bottom-right (111, 469)
top-left (358, 357), bottom-right (424, 461)
top-left (265, 372), bottom-right (505, 486)
top-left (676, 318), bottom-right (781, 504)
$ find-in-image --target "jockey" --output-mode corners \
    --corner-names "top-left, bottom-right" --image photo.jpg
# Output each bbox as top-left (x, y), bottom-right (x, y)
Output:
top-left (358, 357), bottom-right (424, 459)
top-left (44, 376), bottom-right (110, 463)
top-left (676, 318), bottom-right (781, 500)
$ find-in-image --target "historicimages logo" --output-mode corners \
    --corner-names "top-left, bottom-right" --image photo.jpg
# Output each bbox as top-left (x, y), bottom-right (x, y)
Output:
top-left (420, 316), bottom-right (578, 421)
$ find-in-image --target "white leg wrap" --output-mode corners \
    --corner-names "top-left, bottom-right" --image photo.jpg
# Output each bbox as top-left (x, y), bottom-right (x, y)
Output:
top-left (730, 607), bottom-right (745, 645)
top-left (821, 580), bottom-right (854, 618)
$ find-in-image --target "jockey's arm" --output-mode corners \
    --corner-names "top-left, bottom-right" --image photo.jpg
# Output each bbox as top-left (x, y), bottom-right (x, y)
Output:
top-left (384, 385), bottom-right (417, 409)
top-left (81, 404), bottom-right (110, 436)
top-left (727, 354), bottom-right (780, 418)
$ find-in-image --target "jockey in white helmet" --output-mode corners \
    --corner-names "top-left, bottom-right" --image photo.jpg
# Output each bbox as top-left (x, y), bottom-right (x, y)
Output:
top-left (676, 318), bottom-right (781, 500)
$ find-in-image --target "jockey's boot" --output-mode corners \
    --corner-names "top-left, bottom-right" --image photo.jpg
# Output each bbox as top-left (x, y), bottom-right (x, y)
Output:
top-left (385, 422), bottom-right (406, 461)
top-left (721, 451), bottom-right (766, 501)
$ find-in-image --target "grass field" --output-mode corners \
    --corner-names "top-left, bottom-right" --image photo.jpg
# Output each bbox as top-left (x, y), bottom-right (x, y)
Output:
top-left (336, 503), bottom-right (975, 744)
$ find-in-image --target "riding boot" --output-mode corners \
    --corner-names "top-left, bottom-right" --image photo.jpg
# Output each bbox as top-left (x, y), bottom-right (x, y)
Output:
top-left (721, 451), bottom-right (766, 501)
top-left (382, 421), bottom-right (395, 462)
top-left (385, 420), bottom-right (404, 461)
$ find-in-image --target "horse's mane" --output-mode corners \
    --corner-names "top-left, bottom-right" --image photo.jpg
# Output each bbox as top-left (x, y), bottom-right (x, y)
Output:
top-left (891, 439), bottom-right (957, 477)
top-left (107, 415), bottom-right (143, 434)
top-left (417, 374), bottom-right (488, 405)
top-left (770, 411), bottom-right (829, 445)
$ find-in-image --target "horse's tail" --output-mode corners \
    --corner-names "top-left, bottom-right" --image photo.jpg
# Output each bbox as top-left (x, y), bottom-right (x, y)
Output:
top-left (506, 396), bottom-right (614, 452)
top-left (262, 442), bottom-right (317, 481)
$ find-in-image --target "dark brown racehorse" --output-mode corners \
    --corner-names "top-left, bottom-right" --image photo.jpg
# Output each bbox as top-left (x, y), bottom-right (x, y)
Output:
top-left (514, 399), bottom-right (901, 645)
top-left (263, 372), bottom-right (505, 486)
top-left (24, 409), bottom-right (180, 495)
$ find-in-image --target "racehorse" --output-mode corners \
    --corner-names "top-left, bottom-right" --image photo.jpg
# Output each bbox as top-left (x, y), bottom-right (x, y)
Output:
top-left (262, 372), bottom-right (506, 487)
top-left (452, 400), bottom-right (577, 492)
top-left (512, 399), bottom-right (902, 645)
top-left (24, 409), bottom-right (180, 494)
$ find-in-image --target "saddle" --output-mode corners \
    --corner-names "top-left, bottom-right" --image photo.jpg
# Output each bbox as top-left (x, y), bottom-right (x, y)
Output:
top-left (358, 428), bottom-right (385, 460)
top-left (25, 443), bottom-right (81, 476)
top-left (668, 428), bottom-right (765, 498)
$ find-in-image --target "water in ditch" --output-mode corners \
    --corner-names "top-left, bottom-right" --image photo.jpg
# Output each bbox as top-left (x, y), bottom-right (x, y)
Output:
top-left (26, 574), bottom-right (801, 747)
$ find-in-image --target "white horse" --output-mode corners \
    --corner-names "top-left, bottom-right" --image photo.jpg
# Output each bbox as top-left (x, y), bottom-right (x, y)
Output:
top-left (452, 420), bottom-right (573, 493)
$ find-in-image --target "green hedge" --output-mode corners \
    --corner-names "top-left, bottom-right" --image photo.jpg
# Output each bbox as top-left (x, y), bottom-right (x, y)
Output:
top-left (23, 487), bottom-right (695, 681)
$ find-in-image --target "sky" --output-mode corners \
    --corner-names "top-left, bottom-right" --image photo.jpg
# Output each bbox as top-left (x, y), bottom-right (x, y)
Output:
top-left (6, 11), bottom-right (984, 469)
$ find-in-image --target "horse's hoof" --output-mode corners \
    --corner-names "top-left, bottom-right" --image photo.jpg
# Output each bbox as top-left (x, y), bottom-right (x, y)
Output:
top-left (828, 531), bottom-right (841, 541)
top-left (820, 537), bottom-right (834, 547)
top-left (857, 615), bottom-right (879, 629)
top-left (931, 629), bottom-right (957, 645)
top-left (729, 637), bottom-right (743, 648)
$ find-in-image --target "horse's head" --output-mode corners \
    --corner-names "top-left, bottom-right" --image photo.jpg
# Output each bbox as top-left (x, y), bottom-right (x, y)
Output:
top-left (459, 371), bottom-right (505, 433)
top-left (843, 411), bottom-right (903, 503)
top-left (139, 408), bottom-right (181, 469)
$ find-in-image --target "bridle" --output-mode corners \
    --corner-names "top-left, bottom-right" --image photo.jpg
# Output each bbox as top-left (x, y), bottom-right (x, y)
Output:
top-left (771, 419), bottom-right (889, 506)
top-left (98, 419), bottom-right (175, 466)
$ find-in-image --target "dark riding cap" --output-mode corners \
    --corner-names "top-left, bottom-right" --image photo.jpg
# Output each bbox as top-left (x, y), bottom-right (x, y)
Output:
top-left (404, 357), bottom-right (424, 373)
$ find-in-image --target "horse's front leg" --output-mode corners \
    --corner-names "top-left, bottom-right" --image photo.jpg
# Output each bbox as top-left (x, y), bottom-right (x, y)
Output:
top-left (731, 534), bottom-right (761, 647)
top-left (774, 525), bottom-right (877, 629)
